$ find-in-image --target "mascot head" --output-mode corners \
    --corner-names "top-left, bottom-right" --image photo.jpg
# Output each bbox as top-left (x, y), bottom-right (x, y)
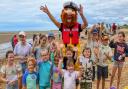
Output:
top-left (61, 1), bottom-right (78, 28)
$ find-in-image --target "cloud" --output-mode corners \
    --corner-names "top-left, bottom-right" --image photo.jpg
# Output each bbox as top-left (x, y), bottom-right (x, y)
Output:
top-left (0, 0), bottom-right (128, 31)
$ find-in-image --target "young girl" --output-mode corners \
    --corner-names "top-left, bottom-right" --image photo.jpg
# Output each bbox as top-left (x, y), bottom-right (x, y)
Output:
top-left (1, 50), bottom-right (22, 89)
top-left (59, 59), bottom-right (80, 89)
top-left (32, 34), bottom-right (40, 59)
top-left (79, 47), bottom-right (93, 89)
top-left (51, 51), bottom-right (63, 89)
top-left (109, 31), bottom-right (128, 89)
top-left (33, 35), bottom-right (48, 60)
top-left (22, 58), bottom-right (38, 89)
top-left (63, 46), bottom-right (78, 70)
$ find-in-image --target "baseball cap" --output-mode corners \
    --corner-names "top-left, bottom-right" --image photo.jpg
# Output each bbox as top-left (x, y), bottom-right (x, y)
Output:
top-left (48, 32), bottom-right (54, 37)
top-left (63, 1), bottom-right (78, 11)
top-left (19, 31), bottom-right (26, 36)
top-left (92, 29), bottom-right (99, 34)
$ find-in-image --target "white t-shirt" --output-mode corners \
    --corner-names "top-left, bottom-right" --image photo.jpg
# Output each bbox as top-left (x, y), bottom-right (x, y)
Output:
top-left (14, 42), bottom-right (32, 62)
top-left (62, 69), bottom-right (79, 89)
top-left (97, 45), bottom-right (113, 66)
top-left (14, 42), bottom-right (32, 57)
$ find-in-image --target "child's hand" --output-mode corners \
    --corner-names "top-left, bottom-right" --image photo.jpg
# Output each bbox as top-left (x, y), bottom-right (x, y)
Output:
top-left (73, 47), bottom-right (78, 52)
top-left (94, 47), bottom-right (99, 56)
top-left (122, 54), bottom-right (126, 57)
top-left (8, 80), bottom-right (15, 85)
top-left (59, 58), bottom-right (63, 63)
top-left (6, 80), bottom-right (9, 84)
top-left (60, 44), bottom-right (64, 49)
top-left (112, 34), bottom-right (118, 42)
top-left (40, 5), bottom-right (50, 14)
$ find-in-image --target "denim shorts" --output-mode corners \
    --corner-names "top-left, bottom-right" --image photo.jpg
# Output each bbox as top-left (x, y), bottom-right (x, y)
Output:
top-left (97, 65), bottom-right (108, 79)
top-left (113, 61), bottom-right (124, 68)
top-left (21, 62), bottom-right (27, 74)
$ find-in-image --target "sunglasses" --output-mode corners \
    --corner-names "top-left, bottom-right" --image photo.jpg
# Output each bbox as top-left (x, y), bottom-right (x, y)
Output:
top-left (103, 39), bottom-right (109, 41)
top-left (41, 54), bottom-right (48, 57)
top-left (19, 35), bottom-right (25, 38)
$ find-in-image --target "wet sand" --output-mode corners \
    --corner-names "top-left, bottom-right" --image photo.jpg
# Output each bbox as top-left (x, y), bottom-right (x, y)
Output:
top-left (0, 30), bottom-right (58, 44)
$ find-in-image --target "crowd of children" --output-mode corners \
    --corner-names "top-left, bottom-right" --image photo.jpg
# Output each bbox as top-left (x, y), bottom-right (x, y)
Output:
top-left (0, 24), bottom-right (128, 89)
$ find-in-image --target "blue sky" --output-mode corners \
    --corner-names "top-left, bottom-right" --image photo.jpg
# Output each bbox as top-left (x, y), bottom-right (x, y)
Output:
top-left (0, 0), bottom-right (128, 32)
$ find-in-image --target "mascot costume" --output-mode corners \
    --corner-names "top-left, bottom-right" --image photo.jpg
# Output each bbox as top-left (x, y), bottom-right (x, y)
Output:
top-left (40, 1), bottom-right (88, 72)
top-left (40, 1), bottom-right (88, 47)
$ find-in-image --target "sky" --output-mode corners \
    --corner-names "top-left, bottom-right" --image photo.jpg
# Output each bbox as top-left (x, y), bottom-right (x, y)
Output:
top-left (0, 0), bottom-right (128, 32)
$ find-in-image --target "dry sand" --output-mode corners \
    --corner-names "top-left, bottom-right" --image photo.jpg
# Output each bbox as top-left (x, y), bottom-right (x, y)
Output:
top-left (0, 29), bottom-right (128, 89)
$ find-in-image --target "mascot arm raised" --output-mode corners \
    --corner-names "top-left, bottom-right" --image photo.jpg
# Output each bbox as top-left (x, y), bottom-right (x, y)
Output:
top-left (40, 5), bottom-right (61, 28)
top-left (78, 4), bottom-right (88, 30)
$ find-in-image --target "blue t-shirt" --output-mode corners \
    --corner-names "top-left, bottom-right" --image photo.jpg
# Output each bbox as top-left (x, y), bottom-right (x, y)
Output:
top-left (22, 71), bottom-right (38, 89)
top-left (38, 60), bottom-right (52, 87)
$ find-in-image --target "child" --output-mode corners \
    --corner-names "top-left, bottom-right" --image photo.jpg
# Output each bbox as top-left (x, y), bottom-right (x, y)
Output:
top-left (59, 59), bottom-right (80, 89)
top-left (79, 47), bottom-right (93, 89)
top-left (33, 35), bottom-right (48, 60)
top-left (109, 31), bottom-right (128, 89)
top-left (37, 49), bottom-right (52, 89)
top-left (22, 58), bottom-right (38, 89)
top-left (94, 35), bottom-right (113, 89)
top-left (1, 50), bottom-right (22, 89)
top-left (0, 59), bottom-right (3, 89)
top-left (49, 42), bottom-right (58, 63)
top-left (51, 51), bottom-right (63, 89)
top-left (63, 46), bottom-right (78, 69)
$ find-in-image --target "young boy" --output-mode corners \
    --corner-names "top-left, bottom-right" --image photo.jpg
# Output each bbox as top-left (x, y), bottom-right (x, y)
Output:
top-left (94, 35), bottom-right (113, 89)
top-left (22, 58), bottom-right (38, 89)
top-left (37, 49), bottom-right (52, 89)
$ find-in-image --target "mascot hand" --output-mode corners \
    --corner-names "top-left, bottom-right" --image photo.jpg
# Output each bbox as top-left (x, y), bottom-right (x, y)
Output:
top-left (78, 4), bottom-right (83, 15)
top-left (40, 5), bottom-right (49, 14)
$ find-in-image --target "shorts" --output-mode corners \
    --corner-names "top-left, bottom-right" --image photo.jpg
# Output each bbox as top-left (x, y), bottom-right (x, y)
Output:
top-left (97, 65), bottom-right (108, 79)
top-left (6, 83), bottom-right (18, 89)
top-left (92, 66), bottom-right (95, 81)
top-left (80, 82), bottom-right (92, 89)
top-left (52, 82), bottom-right (62, 89)
top-left (113, 61), bottom-right (124, 68)
top-left (76, 79), bottom-right (79, 86)
top-left (39, 86), bottom-right (50, 89)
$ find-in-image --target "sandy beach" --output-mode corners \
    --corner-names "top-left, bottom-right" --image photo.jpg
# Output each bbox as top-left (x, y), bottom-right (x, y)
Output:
top-left (0, 31), bottom-right (59, 44)
top-left (0, 29), bottom-right (128, 89)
